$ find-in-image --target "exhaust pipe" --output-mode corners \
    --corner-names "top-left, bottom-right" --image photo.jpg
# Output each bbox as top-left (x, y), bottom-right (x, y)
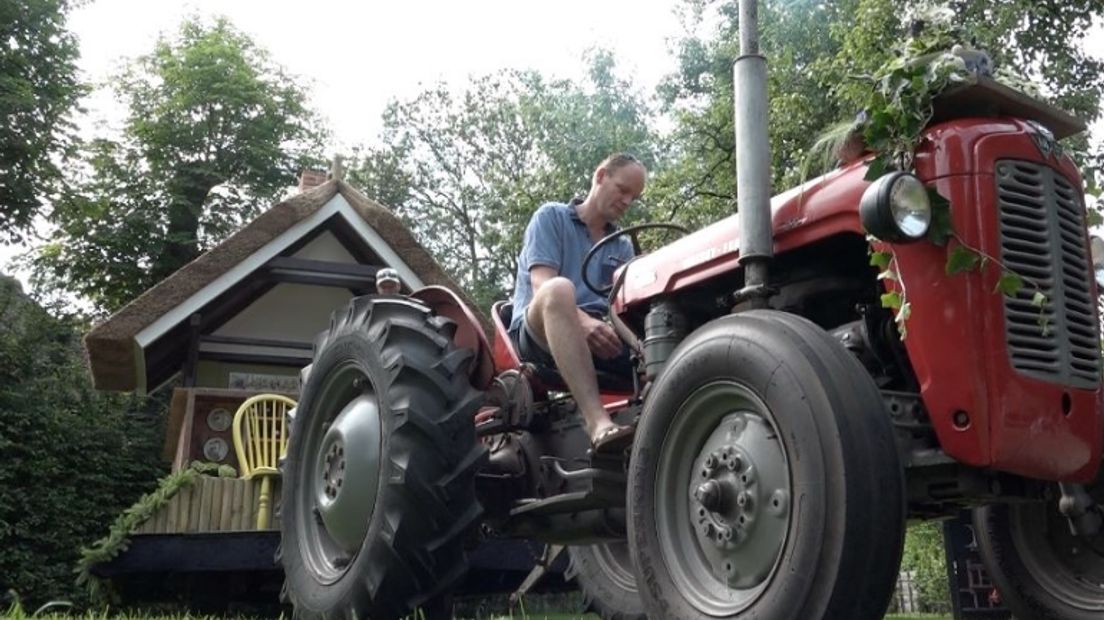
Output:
top-left (733, 0), bottom-right (773, 307)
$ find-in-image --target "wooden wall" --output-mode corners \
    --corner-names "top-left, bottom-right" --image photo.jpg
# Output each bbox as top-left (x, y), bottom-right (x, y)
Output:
top-left (135, 476), bottom-right (282, 533)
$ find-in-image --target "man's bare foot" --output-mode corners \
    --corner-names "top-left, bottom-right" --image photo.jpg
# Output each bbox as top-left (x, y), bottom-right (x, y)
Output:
top-left (592, 422), bottom-right (635, 454)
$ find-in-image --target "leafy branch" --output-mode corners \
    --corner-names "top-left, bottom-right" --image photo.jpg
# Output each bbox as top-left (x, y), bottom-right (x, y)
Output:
top-left (944, 235), bottom-right (1052, 335)
top-left (870, 244), bottom-right (912, 339)
top-left (838, 10), bottom-right (1053, 336)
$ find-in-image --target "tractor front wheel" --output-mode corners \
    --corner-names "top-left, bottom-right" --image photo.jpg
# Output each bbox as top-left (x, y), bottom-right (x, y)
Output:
top-left (627, 310), bottom-right (906, 619)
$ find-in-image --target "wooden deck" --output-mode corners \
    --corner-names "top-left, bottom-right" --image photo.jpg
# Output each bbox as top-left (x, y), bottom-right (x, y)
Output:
top-left (135, 475), bottom-right (282, 533)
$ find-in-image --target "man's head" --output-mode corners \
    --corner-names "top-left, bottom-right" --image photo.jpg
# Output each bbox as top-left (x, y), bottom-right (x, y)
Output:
top-left (589, 153), bottom-right (647, 223)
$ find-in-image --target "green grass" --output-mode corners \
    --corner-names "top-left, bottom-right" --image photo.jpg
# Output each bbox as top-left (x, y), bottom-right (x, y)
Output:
top-left (0, 608), bottom-right (949, 613)
top-left (2, 599), bottom-right (952, 620)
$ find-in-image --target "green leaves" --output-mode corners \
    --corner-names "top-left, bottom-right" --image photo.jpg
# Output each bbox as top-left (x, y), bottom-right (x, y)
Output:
top-left (0, 0), bottom-right (85, 241)
top-left (348, 55), bottom-right (658, 311)
top-left (0, 279), bottom-right (166, 608)
top-left (32, 16), bottom-right (327, 313)
top-left (864, 155), bottom-right (890, 181)
top-left (995, 272), bottom-right (1025, 296)
top-left (926, 188), bottom-right (953, 246)
top-left (76, 461), bottom-right (231, 602)
top-left (869, 250), bottom-right (893, 269)
top-left (1087, 207), bottom-right (1104, 228)
top-left (880, 291), bottom-right (903, 309)
top-left (945, 245), bottom-right (981, 274)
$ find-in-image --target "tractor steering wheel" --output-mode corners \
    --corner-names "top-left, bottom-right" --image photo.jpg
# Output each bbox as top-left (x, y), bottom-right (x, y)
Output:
top-left (581, 223), bottom-right (690, 297)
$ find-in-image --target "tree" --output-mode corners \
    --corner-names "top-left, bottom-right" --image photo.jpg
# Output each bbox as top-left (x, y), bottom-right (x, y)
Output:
top-left (0, 0), bottom-right (85, 241)
top-left (347, 51), bottom-right (658, 310)
top-left (654, 0), bottom-right (1104, 226)
top-left (901, 521), bottom-right (952, 612)
top-left (33, 16), bottom-right (327, 313)
top-left (647, 0), bottom-right (852, 227)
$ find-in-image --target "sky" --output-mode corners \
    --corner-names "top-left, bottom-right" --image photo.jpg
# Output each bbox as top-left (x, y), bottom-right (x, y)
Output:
top-left (69, 0), bottom-right (686, 149)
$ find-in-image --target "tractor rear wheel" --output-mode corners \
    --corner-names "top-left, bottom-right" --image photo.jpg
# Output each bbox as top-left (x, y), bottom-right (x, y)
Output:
top-left (279, 297), bottom-right (485, 620)
top-left (974, 484), bottom-right (1104, 619)
top-left (627, 310), bottom-right (906, 619)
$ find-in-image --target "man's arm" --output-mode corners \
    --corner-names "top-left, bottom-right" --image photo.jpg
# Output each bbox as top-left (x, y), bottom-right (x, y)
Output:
top-left (530, 265), bottom-right (622, 359)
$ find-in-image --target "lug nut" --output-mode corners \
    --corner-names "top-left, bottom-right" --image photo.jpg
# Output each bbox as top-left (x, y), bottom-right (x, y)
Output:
top-left (695, 480), bottom-right (723, 512)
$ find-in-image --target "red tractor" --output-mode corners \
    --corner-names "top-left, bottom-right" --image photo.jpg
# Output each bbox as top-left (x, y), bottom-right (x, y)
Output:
top-left (277, 6), bottom-right (1104, 619)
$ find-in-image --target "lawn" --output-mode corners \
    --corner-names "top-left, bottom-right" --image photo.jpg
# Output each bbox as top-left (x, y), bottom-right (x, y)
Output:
top-left (2, 612), bottom-right (953, 620)
top-left (4, 598), bottom-right (952, 620)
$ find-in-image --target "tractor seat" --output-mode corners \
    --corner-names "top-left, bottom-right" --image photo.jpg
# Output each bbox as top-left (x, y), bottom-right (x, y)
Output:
top-left (493, 301), bottom-right (636, 394)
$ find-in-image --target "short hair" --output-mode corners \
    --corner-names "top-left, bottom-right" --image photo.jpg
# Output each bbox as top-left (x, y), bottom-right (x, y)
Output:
top-left (599, 152), bottom-right (643, 174)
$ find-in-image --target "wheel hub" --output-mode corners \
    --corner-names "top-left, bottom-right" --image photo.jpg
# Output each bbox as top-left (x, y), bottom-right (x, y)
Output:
top-left (688, 412), bottom-right (790, 589)
top-left (322, 441), bottom-right (346, 499)
top-left (314, 391), bottom-right (383, 554)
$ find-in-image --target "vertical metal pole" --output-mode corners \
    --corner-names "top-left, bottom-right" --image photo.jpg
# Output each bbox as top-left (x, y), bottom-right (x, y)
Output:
top-left (734, 0), bottom-right (773, 307)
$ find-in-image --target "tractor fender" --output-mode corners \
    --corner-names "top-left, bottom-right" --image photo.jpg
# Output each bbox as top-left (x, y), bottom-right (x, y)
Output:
top-left (410, 285), bottom-right (494, 390)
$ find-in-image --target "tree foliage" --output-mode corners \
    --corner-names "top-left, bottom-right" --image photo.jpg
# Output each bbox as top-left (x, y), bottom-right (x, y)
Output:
top-left (348, 51), bottom-right (658, 310)
top-left (33, 16), bottom-right (327, 314)
top-left (0, 276), bottom-right (165, 609)
top-left (0, 0), bottom-right (84, 241)
top-left (901, 520), bottom-right (952, 613)
top-left (654, 0), bottom-right (1104, 227)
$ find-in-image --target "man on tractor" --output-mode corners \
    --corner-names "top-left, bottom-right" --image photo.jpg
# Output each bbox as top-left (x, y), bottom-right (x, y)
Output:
top-left (508, 152), bottom-right (646, 453)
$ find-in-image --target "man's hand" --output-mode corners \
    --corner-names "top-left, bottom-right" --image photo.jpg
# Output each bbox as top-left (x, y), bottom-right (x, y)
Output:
top-left (580, 313), bottom-right (622, 359)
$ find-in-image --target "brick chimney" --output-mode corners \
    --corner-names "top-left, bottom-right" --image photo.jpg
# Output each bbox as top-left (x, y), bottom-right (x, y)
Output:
top-left (298, 168), bottom-right (328, 193)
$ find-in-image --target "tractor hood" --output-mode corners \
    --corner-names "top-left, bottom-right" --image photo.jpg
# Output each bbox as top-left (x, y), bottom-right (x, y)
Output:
top-left (615, 161), bottom-right (871, 310)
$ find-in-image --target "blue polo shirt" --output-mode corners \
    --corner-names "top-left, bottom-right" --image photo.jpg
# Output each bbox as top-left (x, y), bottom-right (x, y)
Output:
top-left (509, 200), bottom-right (635, 334)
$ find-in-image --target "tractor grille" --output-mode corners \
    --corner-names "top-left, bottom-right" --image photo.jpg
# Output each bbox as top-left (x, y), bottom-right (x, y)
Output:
top-left (995, 160), bottom-right (1100, 389)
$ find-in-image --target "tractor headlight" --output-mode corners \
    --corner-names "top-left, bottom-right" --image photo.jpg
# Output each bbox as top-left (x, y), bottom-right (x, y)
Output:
top-left (1090, 235), bottom-right (1104, 290)
top-left (860, 172), bottom-right (932, 243)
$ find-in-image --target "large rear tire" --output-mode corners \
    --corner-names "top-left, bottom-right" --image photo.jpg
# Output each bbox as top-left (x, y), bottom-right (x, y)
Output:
top-left (280, 297), bottom-right (485, 619)
top-left (628, 310), bottom-right (906, 619)
top-left (974, 484), bottom-right (1104, 620)
top-left (569, 543), bottom-right (646, 620)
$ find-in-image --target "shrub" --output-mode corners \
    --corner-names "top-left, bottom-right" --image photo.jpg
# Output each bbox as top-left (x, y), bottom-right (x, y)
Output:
top-left (0, 276), bottom-right (166, 609)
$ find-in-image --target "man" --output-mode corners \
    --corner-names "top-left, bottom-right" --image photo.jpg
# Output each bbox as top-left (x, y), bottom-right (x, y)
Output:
top-left (510, 153), bottom-right (646, 453)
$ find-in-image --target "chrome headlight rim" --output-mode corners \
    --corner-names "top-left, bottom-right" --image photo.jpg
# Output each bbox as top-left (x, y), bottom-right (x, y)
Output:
top-left (1089, 234), bottom-right (1104, 291)
top-left (860, 171), bottom-right (933, 243)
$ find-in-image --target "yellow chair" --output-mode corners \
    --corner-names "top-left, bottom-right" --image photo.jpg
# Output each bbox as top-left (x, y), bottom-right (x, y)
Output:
top-left (232, 394), bottom-right (297, 530)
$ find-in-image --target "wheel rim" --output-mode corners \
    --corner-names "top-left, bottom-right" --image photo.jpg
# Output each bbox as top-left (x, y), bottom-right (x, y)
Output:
top-left (655, 380), bottom-right (791, 615)
top-left (295, 361), bottom-right (383, 583)
top-left (592, 542), bottom-right (638, 594)
top-left (1010, 485), bottom-right (1104, 609)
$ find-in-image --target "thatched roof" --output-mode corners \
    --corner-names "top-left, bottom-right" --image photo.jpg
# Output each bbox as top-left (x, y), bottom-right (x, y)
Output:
top-left (85, 180), bottom-right (489, 393)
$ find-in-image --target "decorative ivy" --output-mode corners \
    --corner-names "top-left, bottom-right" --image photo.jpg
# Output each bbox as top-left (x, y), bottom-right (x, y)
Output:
top-left (834, 6), bottom-right (1053, 338)
top-left (74, 461), bottom-right (237, 603)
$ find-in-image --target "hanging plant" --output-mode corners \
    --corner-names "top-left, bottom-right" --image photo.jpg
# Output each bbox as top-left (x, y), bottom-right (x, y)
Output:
top-left (75, 461), bottom-right (237, 603)
top-left (812, 5), bottom-right (1052, 338)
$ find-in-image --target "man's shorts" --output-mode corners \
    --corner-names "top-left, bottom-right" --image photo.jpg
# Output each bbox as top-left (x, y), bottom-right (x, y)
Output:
top-left (510, 310), bottom-right (634, 378)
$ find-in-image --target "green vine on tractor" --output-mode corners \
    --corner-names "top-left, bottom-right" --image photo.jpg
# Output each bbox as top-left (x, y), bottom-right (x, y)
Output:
top-left (825, 10), bottom-right (1053, 338)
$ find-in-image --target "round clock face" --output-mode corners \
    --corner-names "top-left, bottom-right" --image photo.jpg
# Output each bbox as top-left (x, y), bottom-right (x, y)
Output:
top-left (207, 408), bottom-right (232, 432)
top-left (203, 437), bottom-right (229, 462)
